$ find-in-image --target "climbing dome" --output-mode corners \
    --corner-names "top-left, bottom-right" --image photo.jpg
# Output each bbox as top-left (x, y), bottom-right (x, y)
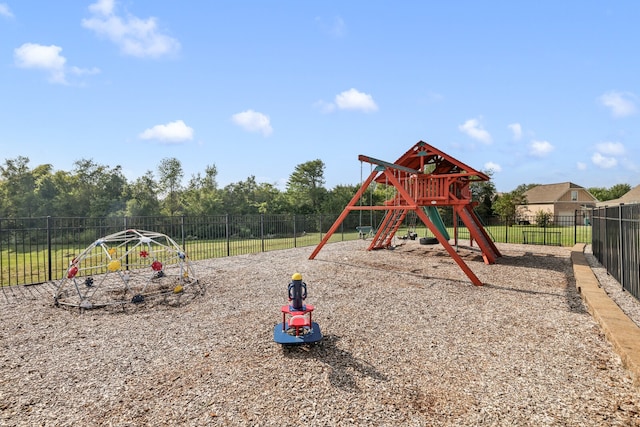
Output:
top-left (54, 229), bottom-right (200, 309)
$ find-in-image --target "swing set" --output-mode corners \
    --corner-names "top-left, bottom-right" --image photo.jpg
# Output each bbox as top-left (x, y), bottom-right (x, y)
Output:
top-left (309, 141), bottom-right (501, 286)
top-left (355, 162), bottom-right (377, 239)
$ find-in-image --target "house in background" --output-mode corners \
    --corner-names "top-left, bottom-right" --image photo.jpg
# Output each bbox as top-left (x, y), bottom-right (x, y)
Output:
top-left (517, 182), bottom-right (598, 225)
top-left (596, 184), bottom-right (640, 206)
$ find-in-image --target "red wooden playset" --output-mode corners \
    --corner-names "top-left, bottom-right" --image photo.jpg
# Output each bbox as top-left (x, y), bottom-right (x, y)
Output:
top-left (309, 141), bottom-right (501, 286)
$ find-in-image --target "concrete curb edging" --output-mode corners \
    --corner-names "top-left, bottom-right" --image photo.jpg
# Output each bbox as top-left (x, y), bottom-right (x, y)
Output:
top-left (571, 243), bottom-right (640, 386)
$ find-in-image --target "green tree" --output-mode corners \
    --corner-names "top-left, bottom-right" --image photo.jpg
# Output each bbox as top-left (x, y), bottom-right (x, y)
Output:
top-left (70, 159), bottom-right (127, 217)
top-left (469, 170), bottom-right (496, 220)
top-left (512, 183), bottom-right (539, 194)
top-left (157, 157), bottom-right (184, 216)
top-left (183, 165), bottom-right (222, 216)
top-left (252, 182), bottom-right (287, 214)
top-left (587, 187), bottom-right (608, 202)
top-left (286, 159), bottom-right (327, 214)
top-left (0, 157), bottom-right (39, 217)
top-left (321, 184), bottom-right (358, 215)
top-left (48, 170), bottom-right (77, 216)
top-left (535, 210), bottom-right (552, 227)
top-left (31, 164), bottom-right (58, 216)
top-left (609, 183), bottom-right (631, 200)
top-left (587, 184), bottom-right (631, 202)
top-left (125, 172), bottom-right (160, 217)
top-left (493, 189), bottom-right (528, 224)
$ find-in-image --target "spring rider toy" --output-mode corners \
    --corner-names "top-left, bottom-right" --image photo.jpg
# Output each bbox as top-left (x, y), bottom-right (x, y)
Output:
top-left (273, 273), bottom-right (322, 345)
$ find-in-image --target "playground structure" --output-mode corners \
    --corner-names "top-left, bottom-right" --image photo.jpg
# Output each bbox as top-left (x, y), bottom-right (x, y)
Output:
top-left (273, 273), bottom-right (323, 345)
top-left (54, 229), bottom-right (199, 309)
top-left (309, 141), bottom-right (502, 286)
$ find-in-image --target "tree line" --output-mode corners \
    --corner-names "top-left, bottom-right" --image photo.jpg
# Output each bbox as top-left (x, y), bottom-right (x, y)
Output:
top-left (0, 156), bottom-right (381, 219)
top-left (0, 156), bottom-right (631, 220)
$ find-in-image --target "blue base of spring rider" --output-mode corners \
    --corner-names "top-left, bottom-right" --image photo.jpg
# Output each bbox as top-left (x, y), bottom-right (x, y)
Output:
top-left (274, 273), bottom-right (323, 345)
top-left (273, 322), bottom-right (323, 345)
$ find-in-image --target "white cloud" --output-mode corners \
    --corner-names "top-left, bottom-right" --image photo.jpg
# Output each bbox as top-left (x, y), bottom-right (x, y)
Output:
top-left (14, 43), bottom-right (68, 84)
top-left (89, 0), bottom-right (114, 15)
top-left (595, 141), bottom-right (625, 156)
top-left (82, 0), bottom-right (180, 58)
top-left (0, 3), bottom-right (14, 18)
top-left (458, 118), bottom-right (492, 144)
top-left (314, 88), bottom-right (378, 113)
top-left (507, 123), bottom-right (522, 140)
top-left (14, 43), bottom-right (100, 84)
top-left (231, 110), bottom-right (273, 137)
top-left (576, 162), bottom-right (587, 171)
top-left (484, 161), bottom-right (502, 173)
top-left (599, 91), bottom-right (637, 118)
top-left (529, 140), bottom-right (554, 157)
top-left (139, 120), bottom-right (194, 143)
top-left (591, 152), bottom-right (617, 169)
top-left (335, 88), bottom-right (378, 112)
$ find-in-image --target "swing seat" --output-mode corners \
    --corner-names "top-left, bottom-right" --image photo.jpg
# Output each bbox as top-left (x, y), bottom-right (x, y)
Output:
top-left (356, 226), bottom-right (375, 239)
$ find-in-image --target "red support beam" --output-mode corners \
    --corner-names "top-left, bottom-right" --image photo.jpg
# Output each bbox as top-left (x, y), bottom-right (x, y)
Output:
top-left (308, 168), bottom-right (379, 260)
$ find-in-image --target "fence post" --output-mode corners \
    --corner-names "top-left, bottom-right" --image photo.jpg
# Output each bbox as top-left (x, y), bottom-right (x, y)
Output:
top-left (603, 207), bottom-right (608, 271)
top-left (181, 215), bottom-right (186, 248)
top-left (619, 204), bottom-right (625, 290)
top-left (260, 214), bottom-right (265, 253)
top-left (225, 214), bottom-right (230, 257)
top-left (573, 209), bottom-right (580, 246)
top-left (47, 216), bottom-right (52, 282)
top-left (293, 214), bottom-right (297, 248)
top-left (504, 218), bottom-right (508, 243)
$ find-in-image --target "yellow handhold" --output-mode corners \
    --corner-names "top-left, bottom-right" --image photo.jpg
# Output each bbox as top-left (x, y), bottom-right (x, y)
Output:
top-left (107, 260), bottom-right (121, 271)
top-left (108, 248), bottom-right (117, 256)
top-left (174, 285), bottom-right (184, 293)
top-left (292, 272), bottom-right (302, 281)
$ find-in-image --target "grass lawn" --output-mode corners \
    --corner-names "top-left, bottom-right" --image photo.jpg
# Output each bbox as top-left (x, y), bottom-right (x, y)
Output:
top-left (1, 225), bottom-right (591, 287)
top-left (1, 232), bottom-right (363, 287)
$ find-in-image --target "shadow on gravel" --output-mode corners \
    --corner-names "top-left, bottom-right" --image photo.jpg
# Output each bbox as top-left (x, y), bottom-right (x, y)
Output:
top-left (486, 252), bottom-right (586, 314)
top-left (494, 251), bottom-right (570, 274)
top-left (282, 334), bottom-right (388, 392)
top-left (0, 281), bottom-right (57, 305)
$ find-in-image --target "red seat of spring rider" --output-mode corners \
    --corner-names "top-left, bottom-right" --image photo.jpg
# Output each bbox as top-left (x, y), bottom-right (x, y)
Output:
top-left (288, 314), bottom-right (310, 328)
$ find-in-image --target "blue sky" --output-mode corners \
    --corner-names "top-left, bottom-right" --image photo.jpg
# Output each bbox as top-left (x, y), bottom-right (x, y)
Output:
top-left (1, 1), bottom-right (638, 193)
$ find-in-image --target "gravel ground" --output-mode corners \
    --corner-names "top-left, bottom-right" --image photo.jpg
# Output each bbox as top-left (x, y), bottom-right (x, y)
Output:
top-left (1, 239), bottom-right (639, 426)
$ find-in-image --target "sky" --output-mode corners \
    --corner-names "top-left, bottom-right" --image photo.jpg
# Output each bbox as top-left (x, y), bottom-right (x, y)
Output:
top-left (1, 1), bottom-right (639, 193)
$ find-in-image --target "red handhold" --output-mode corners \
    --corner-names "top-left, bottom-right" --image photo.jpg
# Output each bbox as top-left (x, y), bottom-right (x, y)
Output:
top-left (151, 260), bottom-right (163, 271)
top-left (67, 266), bottom-right (78, 278)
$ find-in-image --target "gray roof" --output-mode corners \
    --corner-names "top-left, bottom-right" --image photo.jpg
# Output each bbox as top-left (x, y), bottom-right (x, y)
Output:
top-left (523, 182), bottom-right (588, 204)
top-left (597, 184), bottom-right (640, 206)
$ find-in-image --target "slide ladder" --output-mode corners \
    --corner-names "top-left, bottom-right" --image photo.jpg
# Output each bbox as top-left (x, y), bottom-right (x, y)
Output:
top-left (456, 205), bottom-right (502, 264)
top-left (369, 209), bottom-right (408, 250)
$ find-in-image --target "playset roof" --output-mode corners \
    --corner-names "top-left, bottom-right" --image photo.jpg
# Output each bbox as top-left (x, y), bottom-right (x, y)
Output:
top-left (388, 140), bottom-right (490, 181)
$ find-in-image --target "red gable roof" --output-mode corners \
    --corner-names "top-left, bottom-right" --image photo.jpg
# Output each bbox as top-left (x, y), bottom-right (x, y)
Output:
top-left (394, 140), bottom-right (489, 179)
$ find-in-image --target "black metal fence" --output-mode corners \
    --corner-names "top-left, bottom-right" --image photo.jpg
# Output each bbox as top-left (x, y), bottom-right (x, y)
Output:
top-left (592, 204), bottom-right (640, 301)
top-left (0, 212), bottom-right (378, 287)
top-left (1, 210), bottom-right (592, 287)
